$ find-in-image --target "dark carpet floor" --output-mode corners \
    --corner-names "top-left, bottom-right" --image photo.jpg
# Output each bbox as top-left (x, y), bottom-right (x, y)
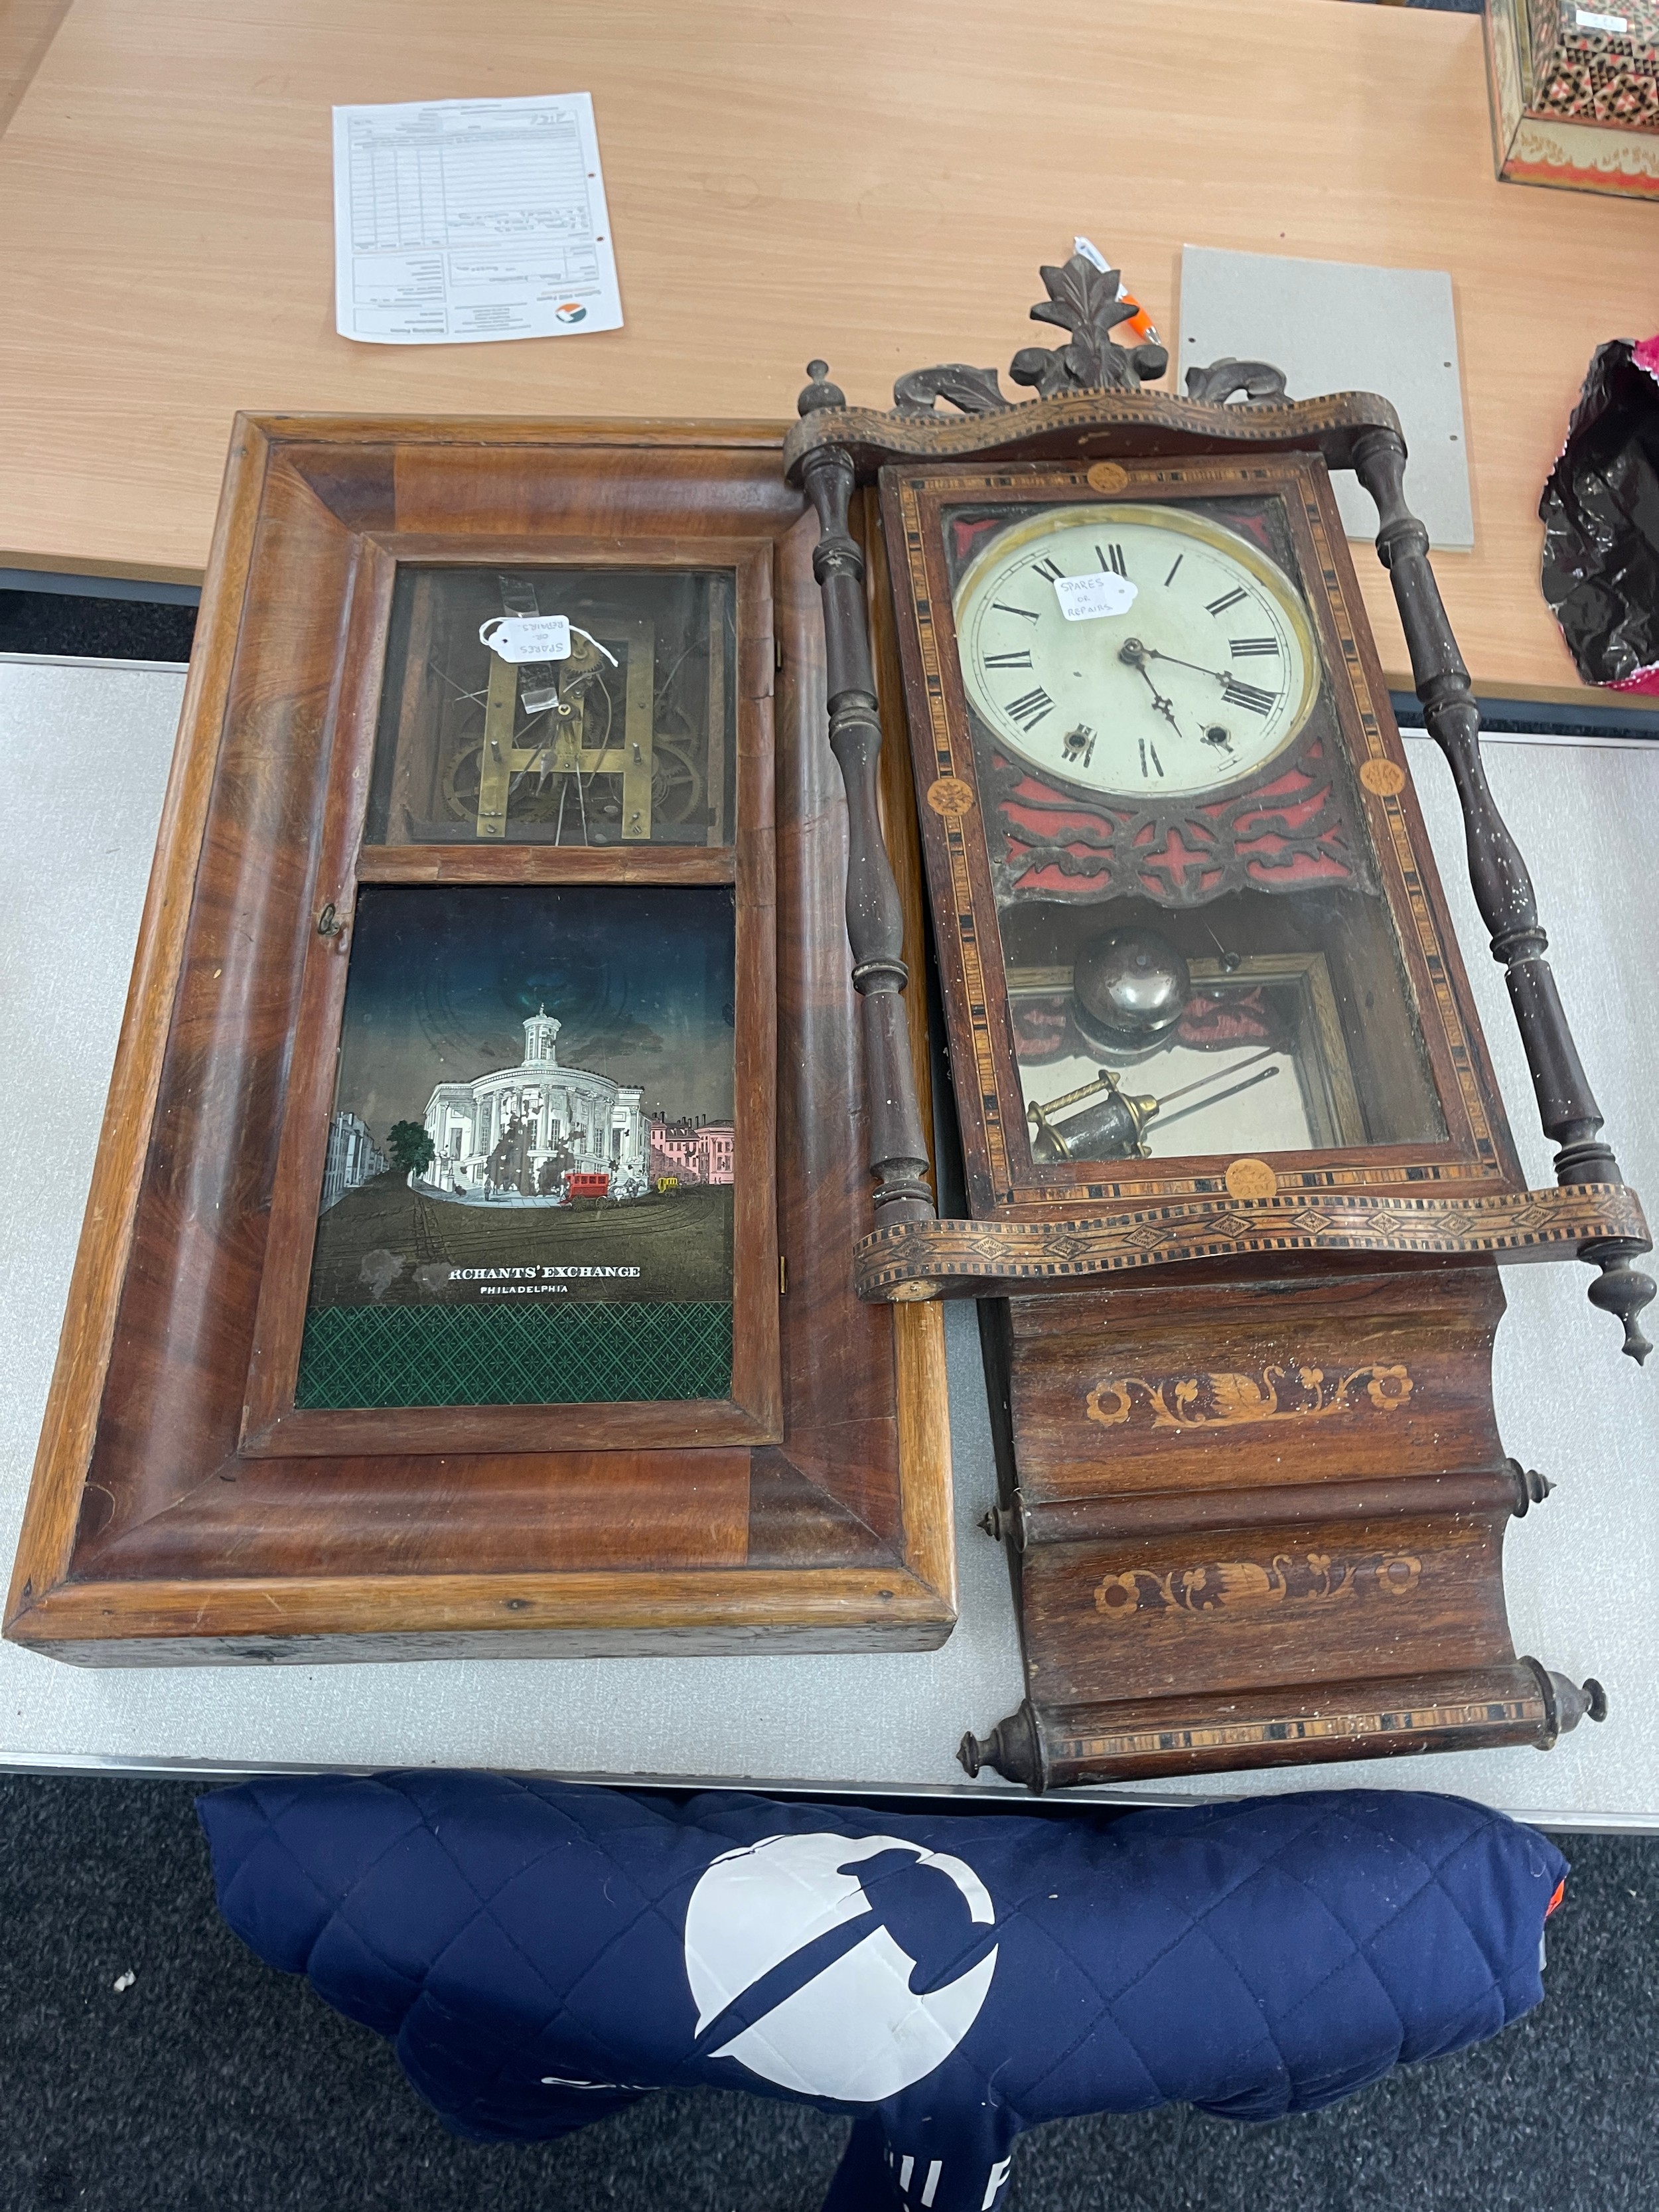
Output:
top-left (0, 1774), bottom-right (1653, 2212)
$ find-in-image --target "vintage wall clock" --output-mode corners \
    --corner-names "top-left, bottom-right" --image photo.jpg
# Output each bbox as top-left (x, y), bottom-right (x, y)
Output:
top-left (786, 249), bottom-right (1653, 1791)
top-left (7, 417), bottom-right (954, 1665)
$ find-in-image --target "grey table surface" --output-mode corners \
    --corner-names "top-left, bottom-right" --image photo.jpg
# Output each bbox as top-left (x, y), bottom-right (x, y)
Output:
top-left (2, 654), bottom-right (1655, 1826)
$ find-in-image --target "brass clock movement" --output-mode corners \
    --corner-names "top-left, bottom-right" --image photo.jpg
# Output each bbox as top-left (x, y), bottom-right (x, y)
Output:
top-left (369, 567), bottom-right (721, 847)
top-left (786, 248), bottom-right (1653, 1792)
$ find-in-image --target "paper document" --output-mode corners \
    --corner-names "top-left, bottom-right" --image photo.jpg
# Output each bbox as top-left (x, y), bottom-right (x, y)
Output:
top-left (332, 94), bottom-right (622, 344)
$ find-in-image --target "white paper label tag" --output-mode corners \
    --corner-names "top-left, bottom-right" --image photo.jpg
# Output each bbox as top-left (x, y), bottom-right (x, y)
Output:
top-left (480, 614), bottom-right (571, 662)
top-left (1575, 8), bottom-right (1628, 30)
top-left (1052, 572), bottom-right (1138, 622)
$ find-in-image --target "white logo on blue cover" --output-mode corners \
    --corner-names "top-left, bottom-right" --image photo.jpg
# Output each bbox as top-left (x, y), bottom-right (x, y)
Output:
top-left (682, 1832), bottom-right (997, 2101)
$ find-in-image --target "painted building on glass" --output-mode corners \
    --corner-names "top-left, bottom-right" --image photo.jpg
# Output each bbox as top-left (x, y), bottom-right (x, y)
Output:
top-left (423, 1009), bottom-right (646, 1198)
top-left (320, 1112), bottom-right (388, 1213)
top-left (648, 1115), bottom-right (736, 1187)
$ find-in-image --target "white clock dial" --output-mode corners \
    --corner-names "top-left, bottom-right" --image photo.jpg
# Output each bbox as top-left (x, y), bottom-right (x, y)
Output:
top-left (954, 504), bottom-right (1319, 800)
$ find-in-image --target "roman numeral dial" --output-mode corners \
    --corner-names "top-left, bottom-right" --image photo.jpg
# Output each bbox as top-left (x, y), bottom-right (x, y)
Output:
top-left (1005, 685), bottom-right (1054, 729)
top-left (953, 500), bottom-right (1319, 800)
top-left (1222, 676), bottom-right (1277, 715)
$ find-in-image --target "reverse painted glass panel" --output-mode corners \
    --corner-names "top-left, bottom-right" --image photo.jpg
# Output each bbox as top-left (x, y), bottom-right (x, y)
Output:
top-left (297, 882), bottom-right (737, 1408)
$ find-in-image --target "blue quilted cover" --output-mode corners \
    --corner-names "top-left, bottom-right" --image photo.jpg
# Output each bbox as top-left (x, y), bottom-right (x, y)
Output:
top-left (200, 1776), bottom-right (1565, 2211)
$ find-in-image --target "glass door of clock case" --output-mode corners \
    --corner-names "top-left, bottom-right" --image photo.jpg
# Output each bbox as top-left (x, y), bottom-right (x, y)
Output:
top-left (242, 549), bottom-right (779, 1457)
top-left (368, 567), bottom-right (735, 848)
top-left (884, 456), bottom-right (1517, 1211)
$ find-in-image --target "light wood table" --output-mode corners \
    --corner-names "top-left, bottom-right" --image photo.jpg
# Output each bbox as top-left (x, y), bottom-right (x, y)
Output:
top-left (0, 0), bottom-right (1656, 705)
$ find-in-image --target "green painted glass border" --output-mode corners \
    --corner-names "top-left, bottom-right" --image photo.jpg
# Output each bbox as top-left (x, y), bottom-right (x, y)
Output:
top-left (295, 1301), bottom-right (733, 1410)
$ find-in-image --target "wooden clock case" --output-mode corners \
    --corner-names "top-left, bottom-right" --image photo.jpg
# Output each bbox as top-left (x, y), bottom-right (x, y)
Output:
top-left (785, 256), bottom-right (1652, 1791)
top-left (7, 416), bottom-right (955, 1666)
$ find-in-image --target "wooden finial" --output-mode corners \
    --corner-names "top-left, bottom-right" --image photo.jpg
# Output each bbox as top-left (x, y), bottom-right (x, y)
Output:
top-left (796, 360), bottom-right (845, 415)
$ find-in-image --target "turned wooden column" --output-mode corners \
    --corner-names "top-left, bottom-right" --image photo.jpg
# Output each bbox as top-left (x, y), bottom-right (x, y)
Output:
top-left (796, 364), bottom-right (935, 1230)
top-left (1354, 427), bottom-right (1654, 1363)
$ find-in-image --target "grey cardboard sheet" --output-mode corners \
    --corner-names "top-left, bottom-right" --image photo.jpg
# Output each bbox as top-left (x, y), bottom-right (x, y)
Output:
top-left (1178, 245), bottom-right (1475, 551)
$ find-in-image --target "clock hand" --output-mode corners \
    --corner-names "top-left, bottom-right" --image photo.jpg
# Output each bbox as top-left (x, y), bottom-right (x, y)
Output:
top-left (1149, 688), bottom-right (1186, 747)
top-left (1139, 644), bottom-right (1232, 685)
top-left (1117, 638), bottom-right (1190, 744)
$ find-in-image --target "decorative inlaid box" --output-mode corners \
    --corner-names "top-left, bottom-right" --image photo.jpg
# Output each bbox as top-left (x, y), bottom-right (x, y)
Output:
top-left (1488, 0), bottom-right (1659, 198)
top-left (1528, 0), bottom-right (1659, 126)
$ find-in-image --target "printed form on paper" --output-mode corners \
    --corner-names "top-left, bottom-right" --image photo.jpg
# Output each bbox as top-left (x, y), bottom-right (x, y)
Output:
top-left (331, 94), bottom-right (622, 344)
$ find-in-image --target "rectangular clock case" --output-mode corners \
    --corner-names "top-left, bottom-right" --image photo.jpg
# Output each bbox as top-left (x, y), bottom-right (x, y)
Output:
top-left (7, 415), bottom-right (954, 1666)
